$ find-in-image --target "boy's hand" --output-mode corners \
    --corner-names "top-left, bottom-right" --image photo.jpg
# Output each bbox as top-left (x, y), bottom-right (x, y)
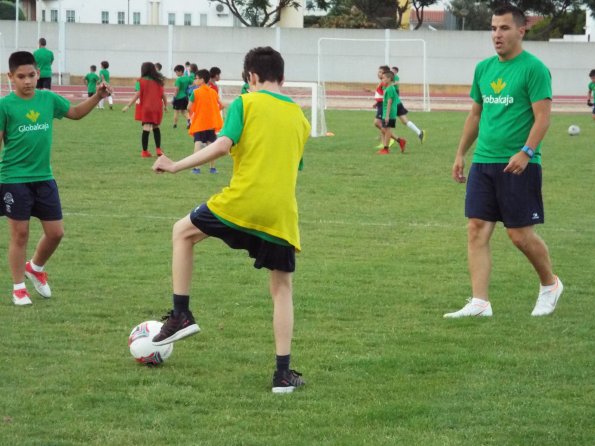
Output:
top-left (153, 154), bottom-right (175, 173)
top-left (122, 105), bottom-right (129, 112)
top-left (96, 82), bottom-right (112, 98)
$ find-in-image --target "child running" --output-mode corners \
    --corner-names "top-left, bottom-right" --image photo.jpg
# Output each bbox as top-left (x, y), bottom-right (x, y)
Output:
top-left (151, 46), bottom-right (310, 394)
top-left (588, 69), bottom-right (595, 120)
top-left (172, 64), bottom-right (192, 129)
top-left (122, 62), bottom-right (168, 158)
top-left (0, 51), bottom-right (111, 305)
top-left (187, 69), bottom-right (223, 174)
top-left (98, 60), bottom-right (113, 110)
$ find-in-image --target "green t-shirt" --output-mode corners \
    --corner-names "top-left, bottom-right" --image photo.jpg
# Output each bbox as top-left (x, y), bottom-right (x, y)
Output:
top-left (84, 72), bottom-right (100, 93)
top-left (241, 83), bottom-right (250, 94)
top-left (0, 90), bottom-right (70, 183)
top-left (174, 75), bottom-right (192, 99)
top-left (33, 47), bottom-right (54, 78)
top-left (589, 81), bottom-right (595, 95)
top-left (382, 84), bottom-right (400, 119)
top-left (394, 74), bottom-right (400, 94)
top-left (99, 69), bottom-right (110, 84)
top-left (470, 51), bottom-right (551, 164)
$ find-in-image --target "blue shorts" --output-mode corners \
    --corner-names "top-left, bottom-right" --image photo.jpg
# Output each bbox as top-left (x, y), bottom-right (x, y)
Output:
top-left (0, 180), bottom-right (63, 221)
top-left (375, 102), bottom-right (383, 120)
top-left (396, 103), bottom-right (408, 116)
top-left (172, 97), bottom-right (189, 111)
top-left (189, 204), bottom-right (296, 272)
top-left (465, 163), bottom-right (544, 228)
top-left (193, 130), bottom-right (217, 144)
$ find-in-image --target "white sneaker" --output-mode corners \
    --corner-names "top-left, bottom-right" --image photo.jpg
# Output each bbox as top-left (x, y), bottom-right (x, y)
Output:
top-left (443, 298), bottom-right (493, 318)
top-left (12, 288), bottom-right (32, 306)
top-left (531, 276), bottom-right (563, 316)
top-left (25, 261), bottom-right (52, 298)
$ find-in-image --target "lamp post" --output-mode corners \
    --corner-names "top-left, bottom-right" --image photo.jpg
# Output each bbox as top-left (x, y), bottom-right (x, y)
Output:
top-left (460, 8), bottom-right (469, 31)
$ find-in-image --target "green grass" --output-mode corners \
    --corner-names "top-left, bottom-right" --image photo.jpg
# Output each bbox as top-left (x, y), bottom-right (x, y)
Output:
top-left (0, 107), bottom-right (593, 445)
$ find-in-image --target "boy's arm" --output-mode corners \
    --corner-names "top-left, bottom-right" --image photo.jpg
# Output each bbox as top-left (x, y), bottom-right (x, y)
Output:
top-left (0, 130), bottom-right (3, 153)
top-left (162, 92), bottom-right (168, 111)
top-left (122, 91), bottom-right (141, 112)
top-left (384, 99), bottom-right (392, 122)
top-left (66, 83), bottom-right (111, 120)
top-left (153, 136), bottom-right (233, 174)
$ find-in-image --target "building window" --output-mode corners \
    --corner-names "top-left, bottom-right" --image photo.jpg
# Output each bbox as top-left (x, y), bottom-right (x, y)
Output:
top-left (199, 14), bottom-right (207, 26)
top-left (66, 10), bottom-right (75, 23)
top-left (184, 13), bottom-right (192, 26)
top-left (42, 10), bottom-right (46, 22)
top-left (133, 12), bottom-right (141, 25)
top-left (50, 9), bottom-right (58, 22)
top-left (168, 13), bottom-right (176, 25)
top-left (101, 11), bottom-right (109, 24)
top-left (118, 11), bottom-right (125, 24)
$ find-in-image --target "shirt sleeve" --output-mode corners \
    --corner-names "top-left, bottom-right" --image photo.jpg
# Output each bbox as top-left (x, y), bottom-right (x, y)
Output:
top-left (52, 92), bottom-right (71, 119)
top-left (527, 61), bottom-right (552, 103)
top-left (218, 96), bottom-right (244, 144)
top-left (0, 100), bottom-right (6, 132)
top-left (470, 64), bottom-right (483, 104)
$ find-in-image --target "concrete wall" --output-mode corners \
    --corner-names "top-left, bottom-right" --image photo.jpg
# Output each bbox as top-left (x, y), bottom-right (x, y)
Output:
top-left (0, 20), bottom-right (593, 95)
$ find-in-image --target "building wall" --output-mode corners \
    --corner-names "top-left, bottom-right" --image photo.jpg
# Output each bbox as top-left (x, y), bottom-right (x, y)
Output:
top-left (0, 20), bottom-right (592, 96)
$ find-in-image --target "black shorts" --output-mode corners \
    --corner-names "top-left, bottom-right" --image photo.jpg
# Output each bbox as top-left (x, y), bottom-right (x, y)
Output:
top-left (382, 119), bottom-right (396, 128)
top-left (190, 204), bottom-right (296, 272)
top-left (375, 102), bottom-right (383, 120)
top-left (36, 77), bottom-right (52, 89)
top-left (173, 97), bottom-right (189, 111)
top-left (193, 130), bottom-right (217, 144)
top-left (465, 163), bottom-right (544, 228)
top-left (396, 103), bottom-right (408, 116)
top-left (0, 180), bottom-right (62, 221)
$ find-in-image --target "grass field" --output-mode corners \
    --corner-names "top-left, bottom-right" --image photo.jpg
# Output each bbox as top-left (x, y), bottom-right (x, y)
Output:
top-left (1, 106), bottom-right (593, 445)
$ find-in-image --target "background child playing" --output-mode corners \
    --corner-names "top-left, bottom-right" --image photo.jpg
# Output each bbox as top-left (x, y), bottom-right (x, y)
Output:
top-left (172, 64), bottom-right (192, 129)
top-left (98, 60), bottom-right (113, 110)
top-left (588, 69), bottom-right (595, 120)
top-left (151, 46), bottom-right (310, 394)
top-left (187, 69), bottom-right (222, 174)
top-left (0, 51), bottom-right (111, 305)
top-left (122, 62), bottom-right (168, 158)
top-left (84, 65), bottom-right (100, 98)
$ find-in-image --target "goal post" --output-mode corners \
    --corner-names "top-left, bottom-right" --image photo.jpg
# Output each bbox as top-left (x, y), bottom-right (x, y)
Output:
top-left (317, 37), bottom-right (430, 134)
top-left (217, 80), bottom-right (322, 137)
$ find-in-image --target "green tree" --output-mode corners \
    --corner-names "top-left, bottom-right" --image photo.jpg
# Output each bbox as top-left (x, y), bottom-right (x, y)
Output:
top-left (411, 1), bottom-right (441, 30)
top-left (0, 0), bottom-right (25, 20)
top-left (448, 0), bottom-right (492, 30)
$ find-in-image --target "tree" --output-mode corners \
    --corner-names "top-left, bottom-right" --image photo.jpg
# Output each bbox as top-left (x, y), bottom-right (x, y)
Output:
top-left (209, 0), bottom-right (317, 27)
top-left (411, 1), bottom-right (441, 30)
top-left (0, 0), bottom-right (25, 20)
top-left (447, 0), bottom-right (492, 30)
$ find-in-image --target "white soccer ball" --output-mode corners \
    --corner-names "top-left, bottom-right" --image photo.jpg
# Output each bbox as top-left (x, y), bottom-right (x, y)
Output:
top-left (568, 125), bottom-right (580, 136)
top-left (128, 320), bottom-right (173, 365)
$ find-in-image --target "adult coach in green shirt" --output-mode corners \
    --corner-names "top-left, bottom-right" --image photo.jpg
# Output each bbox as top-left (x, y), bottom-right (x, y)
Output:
top-left (445, 4), bottom-right (563, 319)
top-left (33, 37), bottom-right (54, 90)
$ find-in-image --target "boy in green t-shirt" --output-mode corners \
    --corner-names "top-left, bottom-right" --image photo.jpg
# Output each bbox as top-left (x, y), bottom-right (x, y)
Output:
top-left (84, 65), bottom-right (100, 97)
top-left (172, 64), bottom-right (191, 129)
top-left (151, 47), bottom-right (310, 394)
top-left (588, 69), bottom-right (595, 120)
top-left (377, 71), bottom-right (406, 155)
top-left (98, 60), bottom-right (113, 110)
top-left (0, 51), bottom-right (111, 306)
top-left (447, 4), bottom-right (563, 319)
top-left (33, 38), bottom-right (53, 90)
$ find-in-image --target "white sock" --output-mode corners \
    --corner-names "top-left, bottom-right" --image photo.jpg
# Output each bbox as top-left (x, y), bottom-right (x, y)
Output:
top-left (407, 121), bottom-right (421, 136)
top-left (14, 282), bottom-right (26, 291)
top-left (471, 297), bottom-right (489, 305)
top-left (98, 99), bottom-right (104, 108)
top-left (30, 260), bottom-right (44, 272)
top-left (108, 96), bottom-right (113, 105)
top-left (540, 277), bottom-right (558, 292)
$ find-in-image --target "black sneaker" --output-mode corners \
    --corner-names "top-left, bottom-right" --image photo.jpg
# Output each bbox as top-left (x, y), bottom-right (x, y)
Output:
top-left (272, 369), bottom-right (305, 394)
top-left (152, 310), bottom-right (200, 346)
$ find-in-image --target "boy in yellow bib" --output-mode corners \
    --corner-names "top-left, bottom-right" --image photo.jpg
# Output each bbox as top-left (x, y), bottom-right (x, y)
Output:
top-left (151, 47), bottom-right (310, 394)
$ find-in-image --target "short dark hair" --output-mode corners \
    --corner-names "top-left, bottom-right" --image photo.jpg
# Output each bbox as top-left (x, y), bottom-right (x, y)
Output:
top-left (190, 63), bottom-right (198, 74)
top-left (9, 51), bottom-right (36, 73)
top-left (382, 71), bottom-right (395, 82)
top-left (155, 62), bottom-right (162, 70)
top-left (493, 3), bottom-right (527, 27)
top-left (244, 47), bottom-right (284, 84)
top-left (391, 66), bottom-right (399, 73)
top-left (590, 69), bottom-right (595, 77)
top-left (101, 60), bottom-right (109, 69)
top-left (90, 64), bottom-right (97, 71)
top-left (379, 65), bottom-right (390, 72)
top-left (196, 69), bottom-right (210, 83)
top-left (174, 64), bottom-right (184, 72)
top-left (209, 66), bottom-right (221, 77)
top-left (39, 38), bottom-right (47, 46)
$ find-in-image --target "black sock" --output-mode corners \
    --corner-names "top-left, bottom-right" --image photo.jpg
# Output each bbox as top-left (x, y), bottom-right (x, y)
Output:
top-left (153, 127), bottom-right (161, 148)
top-left (173, 294), bottom-right (190, 316)
top-left (141, 130), bottom-right (150, 151)
top-left (276, 354), bottom-right (290, 372)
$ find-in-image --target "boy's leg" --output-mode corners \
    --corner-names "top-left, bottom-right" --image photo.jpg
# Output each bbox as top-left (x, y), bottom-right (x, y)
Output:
top-left (25, 219), bottom-right (63, 298)
top-left (271, 269), bottom-right (305, 393)
top-left (153, 215), bottom-right (206, 345)
top-left (153, 125), bottom-right (163, 155)
top-left (192, 140), bottom-right (203, 173)
top-left (173, 110), bottom-right (179, 127)
top-left (7, 219), bottom-right (30, 284)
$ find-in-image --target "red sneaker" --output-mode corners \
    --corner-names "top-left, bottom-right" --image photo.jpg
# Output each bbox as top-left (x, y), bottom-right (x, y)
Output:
top-left (376, 148), bottom-right (390, 155)
top-left (25, 261), bottom-right (51, 298)
top-left (156, 148), bottom-right (164, 157)
top-left (141, 150), bottom-right (152, 158)
top-left (397, 138), bottom-right (407, 153)
top-left (12, 288), bottom-right (32, 306)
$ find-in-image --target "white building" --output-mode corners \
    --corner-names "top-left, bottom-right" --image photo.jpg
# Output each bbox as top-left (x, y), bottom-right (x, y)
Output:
top-left (35, 0), bottom-right (237, 27)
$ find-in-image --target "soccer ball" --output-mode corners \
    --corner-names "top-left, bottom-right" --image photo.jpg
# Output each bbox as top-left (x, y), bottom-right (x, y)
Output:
top-left (128, 320), bottom-right (173, 365)
top-left (568, 125), bottom-right (580, 136)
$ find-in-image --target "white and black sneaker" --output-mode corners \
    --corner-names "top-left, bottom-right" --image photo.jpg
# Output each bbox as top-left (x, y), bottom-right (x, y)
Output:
top-left (152, 310), bottom-right (200, 345)
top-left (272, 369), bottom-right (305, 394)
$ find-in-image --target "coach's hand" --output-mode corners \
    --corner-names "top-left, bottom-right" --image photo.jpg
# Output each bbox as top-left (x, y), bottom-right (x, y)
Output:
top-left (452, 155), bottom-right (466, 183)
top-left (504, 152), bottom-right (530, 175)
top-left (153, 155), bottom-right (175, 174)
top-left (96, 82), bottom-right (112, 98)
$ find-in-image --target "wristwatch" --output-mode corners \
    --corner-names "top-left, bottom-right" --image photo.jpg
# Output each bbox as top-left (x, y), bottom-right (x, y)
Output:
top-left (521, 145), bottom-right (534, 159)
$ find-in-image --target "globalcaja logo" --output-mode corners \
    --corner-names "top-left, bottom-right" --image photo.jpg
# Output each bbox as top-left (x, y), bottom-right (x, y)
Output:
top-left (19, 110), bottom-right (49, 133)
top-left (483, 78), bottom-right (514, 106)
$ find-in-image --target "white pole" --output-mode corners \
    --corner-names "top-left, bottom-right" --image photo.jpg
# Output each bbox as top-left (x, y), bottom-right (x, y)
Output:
top-left (167, 24), bottom-right (173, 79)
top-left (15, 0), bottom-right (20, 49)
top-left (58, 0), bottom-right (64, 85)
top-left (385, 28), bottom-right (390, 65)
